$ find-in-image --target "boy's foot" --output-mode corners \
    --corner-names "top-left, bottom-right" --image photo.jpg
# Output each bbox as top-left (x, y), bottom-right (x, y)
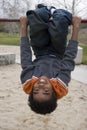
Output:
top-left (50, 6), bottom-right (56, 15)
top-left (37, 4), bottom-right (47, 9)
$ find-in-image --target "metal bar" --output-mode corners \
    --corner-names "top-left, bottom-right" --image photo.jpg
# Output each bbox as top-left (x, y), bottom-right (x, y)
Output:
top-left (0, 19), bottom-right (20, 22)
top-left (0, 19), bottom-right (87, 23)
top-left (81, 20), bottom-right (87, 23)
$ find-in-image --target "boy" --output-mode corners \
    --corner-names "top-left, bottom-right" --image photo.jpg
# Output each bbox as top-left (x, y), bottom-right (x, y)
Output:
top-left (20, 6), bottom-right (81, 115)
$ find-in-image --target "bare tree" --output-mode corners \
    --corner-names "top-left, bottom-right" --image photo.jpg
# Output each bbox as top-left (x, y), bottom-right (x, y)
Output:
top-left (65, 0), bottom-right (87, 18)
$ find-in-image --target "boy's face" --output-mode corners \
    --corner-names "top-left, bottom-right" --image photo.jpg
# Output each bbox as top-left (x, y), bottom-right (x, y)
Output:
top-left (33, 76), bottom-right (53, 102)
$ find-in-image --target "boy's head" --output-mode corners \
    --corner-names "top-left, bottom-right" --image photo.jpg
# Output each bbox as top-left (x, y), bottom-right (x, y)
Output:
top-left (28, 76), bottom-right (57, 114)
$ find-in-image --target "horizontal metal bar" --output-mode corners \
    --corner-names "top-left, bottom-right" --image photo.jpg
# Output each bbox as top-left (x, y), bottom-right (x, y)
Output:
top-left (0, 19), bottom-right (20, 22)
top-left (0, 19), bottom-right (87, 23)
top-left (81, 20), bottom-right (87, 23)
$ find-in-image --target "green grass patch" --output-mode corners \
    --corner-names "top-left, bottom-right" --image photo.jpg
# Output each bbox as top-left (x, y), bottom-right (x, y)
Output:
top-left (80, 45), bottom-right (87, 65)
top-left (0, 33), bottom-right (20, 46)
top-left (79, 31), bottom-right (87, 44)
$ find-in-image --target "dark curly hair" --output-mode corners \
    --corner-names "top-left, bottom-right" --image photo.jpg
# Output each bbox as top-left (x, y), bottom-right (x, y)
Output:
top-left (28, 91), bottom-right (57, 115)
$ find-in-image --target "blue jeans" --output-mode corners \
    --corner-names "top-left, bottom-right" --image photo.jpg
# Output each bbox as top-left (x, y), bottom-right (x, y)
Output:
top-left (27, 8), bottom-right (72, 58)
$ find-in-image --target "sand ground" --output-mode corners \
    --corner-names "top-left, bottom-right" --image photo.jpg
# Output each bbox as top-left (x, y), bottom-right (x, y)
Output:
top-left (0, 45), bottom-right (87, 130)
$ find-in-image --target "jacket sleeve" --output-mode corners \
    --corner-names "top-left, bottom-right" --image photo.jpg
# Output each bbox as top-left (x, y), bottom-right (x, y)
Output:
top-left (58, 40), bottom-right (78, 86)
top-left (20, 37), bottom-right (32, 69)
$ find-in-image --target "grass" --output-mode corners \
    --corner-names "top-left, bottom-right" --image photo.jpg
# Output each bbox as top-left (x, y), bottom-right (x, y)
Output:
top-left (0, 33), bottom-right (20, 46)
top-left (79, 28), bottom-right (87, 44)
top-left (80, 45), bottom-right (87, 65)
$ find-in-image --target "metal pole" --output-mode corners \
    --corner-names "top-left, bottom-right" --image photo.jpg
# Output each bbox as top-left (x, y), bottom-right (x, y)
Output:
top-left (0, 19), bottom-right (20, 22)
top-left (0, 19), bottom-right (87, 23)
top-left (81, 20), bottom-right (87, 23)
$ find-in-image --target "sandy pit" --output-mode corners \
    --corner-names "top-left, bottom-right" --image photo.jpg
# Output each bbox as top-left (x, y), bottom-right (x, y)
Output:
top-left (0, 45), bottom-right (87, 130)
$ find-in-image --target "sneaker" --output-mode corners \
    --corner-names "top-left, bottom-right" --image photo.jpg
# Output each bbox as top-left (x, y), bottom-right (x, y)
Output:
top-left (37, 4), bottom-right (47, 9)
top-left (49, 6), bottom-right (56, 15)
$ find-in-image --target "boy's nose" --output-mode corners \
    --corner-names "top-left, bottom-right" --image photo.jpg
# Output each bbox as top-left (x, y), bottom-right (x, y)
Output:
top-left (38, 78), bottom-right (47, 84)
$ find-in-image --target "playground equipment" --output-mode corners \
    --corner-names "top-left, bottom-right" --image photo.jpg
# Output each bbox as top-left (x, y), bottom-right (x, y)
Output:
top-left (0, 19), bottom-right (87, 23)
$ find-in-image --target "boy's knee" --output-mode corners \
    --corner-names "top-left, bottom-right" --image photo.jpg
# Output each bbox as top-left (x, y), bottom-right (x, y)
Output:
top-left (53, 9), bottom-right (72, 25)
top-left (27, 7), bottom-right (50, 22)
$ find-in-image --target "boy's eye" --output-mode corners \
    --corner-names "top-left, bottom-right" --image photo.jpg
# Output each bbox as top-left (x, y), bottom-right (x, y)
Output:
top-left (34, 88), bottom-right (39, 91)
top-left (44, 89), bottom-right (49, 92)
top-left (33, 88), bottom-right (39, 92)
top-left (33, 90), bottom-right (38, 94)
top-left (44, 89), bottom-right (50, 94)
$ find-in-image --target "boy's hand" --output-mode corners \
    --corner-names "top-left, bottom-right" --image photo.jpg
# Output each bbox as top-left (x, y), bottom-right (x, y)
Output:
top-left (72, 16), bottom-right (81, 28)
top-left (71, 16), bottom-right (81, 41)
top-left (20, 16), bottom-right (28, 37)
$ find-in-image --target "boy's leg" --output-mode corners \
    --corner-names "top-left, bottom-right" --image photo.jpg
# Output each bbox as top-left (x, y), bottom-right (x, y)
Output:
top-left (48, 9), bottom-right (72, 56)
top-left (26, 7), bottom-right (50, 48)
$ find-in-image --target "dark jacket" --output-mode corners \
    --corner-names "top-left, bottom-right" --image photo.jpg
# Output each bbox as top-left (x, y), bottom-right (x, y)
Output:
top-left (20, 37), bottom-right (78, 87)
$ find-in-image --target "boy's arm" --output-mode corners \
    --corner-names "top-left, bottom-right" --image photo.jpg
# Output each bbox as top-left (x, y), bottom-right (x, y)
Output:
top-left (20, 37), bottom-right (32, 69)
top-left (71, 17), bottom-right (81, 41)
top-left (20, 17), bottom-right (32, 69)
top-left (58, 17), bottom-right (81, 86)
